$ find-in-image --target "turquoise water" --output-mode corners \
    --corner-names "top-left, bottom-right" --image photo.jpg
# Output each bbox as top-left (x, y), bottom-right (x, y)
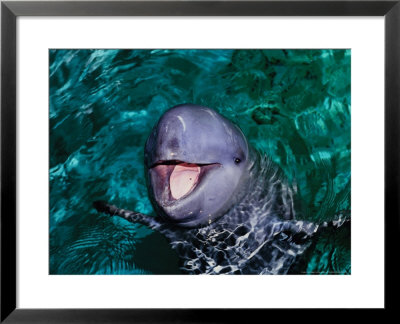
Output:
top-left (49, 49), bottom-right (350, 274)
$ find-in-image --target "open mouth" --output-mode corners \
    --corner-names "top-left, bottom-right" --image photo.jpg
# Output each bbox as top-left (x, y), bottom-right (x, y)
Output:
top-left (150, 160), bottom-right (220, 203)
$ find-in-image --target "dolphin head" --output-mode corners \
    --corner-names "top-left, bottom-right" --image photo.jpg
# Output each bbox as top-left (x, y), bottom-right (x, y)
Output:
top-left (144, 104), bottom-right (255, 227)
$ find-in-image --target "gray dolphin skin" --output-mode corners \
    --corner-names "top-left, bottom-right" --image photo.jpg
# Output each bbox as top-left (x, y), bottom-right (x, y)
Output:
top-left (94, 104), bottom-right (349, 274)
top-left (144, 104), bottom-right (255, 228)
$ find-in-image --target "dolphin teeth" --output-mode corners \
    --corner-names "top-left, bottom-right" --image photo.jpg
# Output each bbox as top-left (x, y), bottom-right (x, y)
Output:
top-left (170, 163), bottom-right (200, 200)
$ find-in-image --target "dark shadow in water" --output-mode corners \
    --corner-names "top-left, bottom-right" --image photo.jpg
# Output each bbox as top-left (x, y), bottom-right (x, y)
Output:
top-left (134, 231), bottom-right (182, 274)
top-left (288, 221), bottom-right (351, 275)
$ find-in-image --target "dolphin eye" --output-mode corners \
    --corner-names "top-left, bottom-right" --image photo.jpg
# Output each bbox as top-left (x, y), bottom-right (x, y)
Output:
top-left (234, 158), bottom-right (241, 164)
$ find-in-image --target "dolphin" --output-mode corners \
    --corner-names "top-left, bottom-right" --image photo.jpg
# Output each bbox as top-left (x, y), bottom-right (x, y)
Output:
top-left (94, 104), bottom-right (350, 274)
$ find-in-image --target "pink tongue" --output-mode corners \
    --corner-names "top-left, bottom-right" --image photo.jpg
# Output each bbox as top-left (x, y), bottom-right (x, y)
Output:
top-left (170, 163), bottom-right (200, 200)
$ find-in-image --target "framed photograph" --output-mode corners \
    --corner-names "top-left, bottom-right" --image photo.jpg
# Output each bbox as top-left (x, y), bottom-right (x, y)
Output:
top-left (48, 47), bottom-right (352, 277)
top-left (1, 0), bottom-right (398, 321)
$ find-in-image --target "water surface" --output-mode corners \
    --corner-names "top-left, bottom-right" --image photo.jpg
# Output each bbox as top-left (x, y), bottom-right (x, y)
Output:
top-left (49, 49), bottom-right (351, 274)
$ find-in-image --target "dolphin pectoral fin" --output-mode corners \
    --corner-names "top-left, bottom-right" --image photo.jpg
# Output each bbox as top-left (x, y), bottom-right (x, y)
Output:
top-left (320, 210), bottom-right (351, 230)
top-left (278, 210), bottom-right (351, 243)
top-left (93, 200), bottom-right (165, 232)
top-left (275, 220), bottom-right (321, 244)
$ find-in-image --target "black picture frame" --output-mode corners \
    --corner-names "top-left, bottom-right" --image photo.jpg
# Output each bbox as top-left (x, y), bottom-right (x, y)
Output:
top-left (1, 0), bottom-right (398, 322)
